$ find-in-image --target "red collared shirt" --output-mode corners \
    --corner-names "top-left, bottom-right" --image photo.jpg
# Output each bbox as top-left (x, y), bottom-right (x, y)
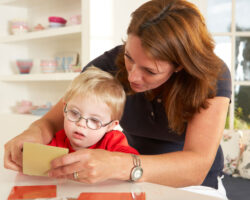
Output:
top-left (48, 129), bottom-right (139, 154)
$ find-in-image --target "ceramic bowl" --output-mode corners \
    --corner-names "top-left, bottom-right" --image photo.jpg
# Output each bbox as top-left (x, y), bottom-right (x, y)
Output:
top-left (69, 14), bottom-right (81, 25)
top-left (30, 107), bottom-right (50, 116)
top-left (13, 100), bottom-right (33, 114)
top-left (49, 22), bottom-right (65, 28)
top-left (48, 16), bottom-right (67, 24)
top-left (40, 59), bottom-right (57, 73)
top-left (70, 65), bottom-right (82, 72)
top-left (30, 102), bottom-right (52, 116)
top-left (11, 20), bottom-right (29, 35)
top-left (16, 59), bottom-right (33, 74)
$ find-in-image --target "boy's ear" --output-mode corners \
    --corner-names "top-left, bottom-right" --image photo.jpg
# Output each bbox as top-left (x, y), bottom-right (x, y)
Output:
top-left (107, 120), bottom-right (119, 131)
top-left (63, 101), bottom-right (66, 106)
top-left (63, 102), bottom-right (66, 114)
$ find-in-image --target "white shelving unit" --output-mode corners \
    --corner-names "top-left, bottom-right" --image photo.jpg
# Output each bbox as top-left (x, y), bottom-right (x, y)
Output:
top-left (0, 0), bottom-right (147, 122)
top-left (0, 72), bottom-right (79, 82)
top-left (0, 24), bottom-right (82, 43)
top-left (0, 0), bottom-right (90, 118)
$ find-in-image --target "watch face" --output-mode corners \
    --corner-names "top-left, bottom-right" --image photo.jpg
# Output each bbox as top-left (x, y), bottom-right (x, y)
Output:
top-left (134, 169), bottom-right (142, 179)
top-left (131, 167), bottom-right (143, 181)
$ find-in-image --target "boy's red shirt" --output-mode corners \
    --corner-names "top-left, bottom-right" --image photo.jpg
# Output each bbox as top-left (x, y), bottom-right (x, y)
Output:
top-left (48, 129), bottom-right (139, 154)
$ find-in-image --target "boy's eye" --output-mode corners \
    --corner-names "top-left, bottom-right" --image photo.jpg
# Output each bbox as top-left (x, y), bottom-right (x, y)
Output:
top-left (88, 118), bottom-right (102, 129)
top-left (89, 117), bottom-right (101, 124)
top-left (69, 110), bottom-right (80, 117)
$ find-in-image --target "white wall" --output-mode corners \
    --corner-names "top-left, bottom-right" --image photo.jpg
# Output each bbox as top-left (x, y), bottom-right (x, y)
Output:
top-left (113, 0), bottom-right (148, 45)
top-left (188, 0), bottom-right (207, 16)
top-left (112, 0), bottom-right (205, 46)
top-left (90, 0), bottom-right (205, 59)
top-left (113, 0), bottom-right (205, 46)
top-left (89, 0), bottom-right (148, 59)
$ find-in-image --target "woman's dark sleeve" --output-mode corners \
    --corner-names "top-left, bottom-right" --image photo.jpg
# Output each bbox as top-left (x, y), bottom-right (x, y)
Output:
top-left (216, 64), bottom-right (232, 100)
top-left (82, 45), bottom-right (123, 74)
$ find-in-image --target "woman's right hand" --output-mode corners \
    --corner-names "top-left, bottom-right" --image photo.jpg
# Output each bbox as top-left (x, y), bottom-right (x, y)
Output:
top-left (4, 125), bottom-right (44, 172)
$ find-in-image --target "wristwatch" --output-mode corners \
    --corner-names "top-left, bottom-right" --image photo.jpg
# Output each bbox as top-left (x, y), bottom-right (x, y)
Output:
top-left (130, 154), bottom-right (143, 181)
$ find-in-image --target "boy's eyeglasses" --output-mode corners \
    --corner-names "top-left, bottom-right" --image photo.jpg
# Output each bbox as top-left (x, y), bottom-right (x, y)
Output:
top-left (64, 104), bottom-right (113, 130)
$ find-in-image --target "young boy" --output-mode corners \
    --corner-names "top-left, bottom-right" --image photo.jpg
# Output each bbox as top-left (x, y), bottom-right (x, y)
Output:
top-left (48, 66), bottom-right (138, 155)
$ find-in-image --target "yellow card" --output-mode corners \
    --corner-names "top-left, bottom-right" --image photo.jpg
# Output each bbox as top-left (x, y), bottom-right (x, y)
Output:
top-left (23, 142), bottom-right (69, 176)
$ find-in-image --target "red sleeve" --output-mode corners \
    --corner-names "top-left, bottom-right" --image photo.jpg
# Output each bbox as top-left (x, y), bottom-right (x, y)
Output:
top-left (90, 130), bottom-right (139, 155)
top-left (48, 137), bottom-right (57, 147)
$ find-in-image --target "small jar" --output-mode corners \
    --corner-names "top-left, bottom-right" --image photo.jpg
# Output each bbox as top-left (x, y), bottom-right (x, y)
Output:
top-left (10, 20), bottom-right (29, 35)
top-left (69, 14), bottom-right (81, 25)
top-left (40, 59), bottom-right (58, 73)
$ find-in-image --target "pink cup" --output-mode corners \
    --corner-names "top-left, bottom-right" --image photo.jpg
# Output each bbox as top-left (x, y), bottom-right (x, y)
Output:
top-left (16, 59), bottom-right (33, 74)
top-left (40, 60), bottom-right (58, 73)
top-left (69, 15), bottom-right (81, 25)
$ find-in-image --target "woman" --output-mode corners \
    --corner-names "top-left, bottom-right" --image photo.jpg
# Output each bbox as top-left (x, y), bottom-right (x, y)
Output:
top-left (4, 0), bottom-right (231, 197)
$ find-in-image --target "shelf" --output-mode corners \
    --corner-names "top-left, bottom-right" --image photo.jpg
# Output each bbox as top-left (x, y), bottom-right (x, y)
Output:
top-left (0, 25), bottom-right (82, 43)
top-left (0, 113), bottom-right (40, 130)
top-left (0, 113), bottom-right (40, 119)
top-left (0, 0), bottom-right (25, 6)
top-left (0, 0), bottom-right (86, 117)
top-left (0, 0), bottom-right (57, 8)
top-left (0, 72), bottom-right (79, 82)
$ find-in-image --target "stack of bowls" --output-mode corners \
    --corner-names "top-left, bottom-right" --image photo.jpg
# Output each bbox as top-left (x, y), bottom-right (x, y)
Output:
top-left (16, 59), bottom-right (33, 74)
top-left (70, 65), bottom-right (82, 72)
top-left (40, 59), bottom-right (58, 73)
top-left (11, 20), bottom-right (29, 35)
top-left (48, 16), bottom-right (67, 28)
top-left (69, 14), bottom-right (81, 25)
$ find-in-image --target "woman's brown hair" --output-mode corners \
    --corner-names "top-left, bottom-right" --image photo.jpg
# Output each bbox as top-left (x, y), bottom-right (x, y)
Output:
top-left (116, 0), bottom-right (224, 134)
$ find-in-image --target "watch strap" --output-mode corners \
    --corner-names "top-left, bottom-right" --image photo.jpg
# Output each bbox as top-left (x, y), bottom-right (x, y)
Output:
top-left (132, 154), bottom-right (141, 167)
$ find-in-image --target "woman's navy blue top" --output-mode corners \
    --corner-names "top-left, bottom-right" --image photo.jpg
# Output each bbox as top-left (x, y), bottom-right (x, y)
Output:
top-left (83, 45), bottom-right (232, 189)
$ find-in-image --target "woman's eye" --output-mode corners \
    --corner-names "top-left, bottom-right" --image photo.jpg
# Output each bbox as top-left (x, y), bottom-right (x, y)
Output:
top-left (145, 69), bottom-right (157, 75)
top-left (124, 53), bottom-right (133, 62)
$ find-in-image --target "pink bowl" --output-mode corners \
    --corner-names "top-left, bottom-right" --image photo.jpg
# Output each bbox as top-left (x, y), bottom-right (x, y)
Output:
top-left (40, 59), bottom-right (58, 73)
top-left (69, 15), bottom-right (81, 25)
top-left (16, 59), bottom-right (33, 74)
top-left (11, 20), bottom-right (29, 35)
top-left (48, 16), bottom-right (67, 24)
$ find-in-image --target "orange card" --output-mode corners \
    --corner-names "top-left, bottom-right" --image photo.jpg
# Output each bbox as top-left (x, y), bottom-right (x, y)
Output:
top-left (78, 192), bottom-right (146, 200)
top-left (8, 185), bottom-right (57, 200)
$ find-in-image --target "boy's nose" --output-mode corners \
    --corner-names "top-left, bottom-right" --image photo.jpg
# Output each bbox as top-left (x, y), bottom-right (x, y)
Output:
top-left (76, 118), bottom-right (87, 128)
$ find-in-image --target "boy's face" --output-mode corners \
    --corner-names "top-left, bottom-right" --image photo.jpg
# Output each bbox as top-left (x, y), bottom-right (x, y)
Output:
top-left (64, 95), bottom-right (114, 150)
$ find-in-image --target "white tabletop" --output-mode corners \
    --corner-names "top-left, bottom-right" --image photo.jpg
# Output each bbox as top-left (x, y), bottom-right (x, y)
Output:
top-left (1, 171), bottom-right (225, 200)
top-left (0, 114), bottom-right (223, 200)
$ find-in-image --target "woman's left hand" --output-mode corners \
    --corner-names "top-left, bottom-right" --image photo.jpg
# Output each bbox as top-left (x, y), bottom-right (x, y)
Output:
top-left (48, 149), bottom-right (130, 184)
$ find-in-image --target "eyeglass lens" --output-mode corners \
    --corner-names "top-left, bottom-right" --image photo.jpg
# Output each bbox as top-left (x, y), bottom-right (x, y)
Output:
top-left (66, 109), bottom-right (102, 130)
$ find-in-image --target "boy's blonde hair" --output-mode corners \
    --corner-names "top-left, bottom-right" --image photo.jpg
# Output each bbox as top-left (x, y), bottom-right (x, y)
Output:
top-left (64, 66), bottom-right (126, 120)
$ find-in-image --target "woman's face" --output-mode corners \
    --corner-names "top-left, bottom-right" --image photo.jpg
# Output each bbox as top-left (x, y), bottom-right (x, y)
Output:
top-left (124, 34), bottom-right (177, 93)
